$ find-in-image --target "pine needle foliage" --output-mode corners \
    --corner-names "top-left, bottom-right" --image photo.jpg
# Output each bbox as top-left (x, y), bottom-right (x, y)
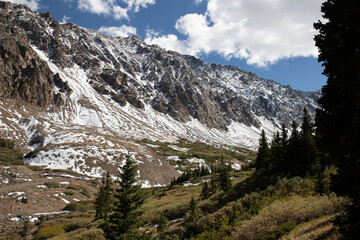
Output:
top-left (103, 154), bottom-right (148, 240)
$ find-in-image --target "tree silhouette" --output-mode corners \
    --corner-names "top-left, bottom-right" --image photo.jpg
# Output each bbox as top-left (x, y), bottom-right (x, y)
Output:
top-left (314, 0), bottom-right (360, 237)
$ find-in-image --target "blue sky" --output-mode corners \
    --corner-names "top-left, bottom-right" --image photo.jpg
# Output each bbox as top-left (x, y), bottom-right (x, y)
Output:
top-left (8, 0), bottom-right (326, 91)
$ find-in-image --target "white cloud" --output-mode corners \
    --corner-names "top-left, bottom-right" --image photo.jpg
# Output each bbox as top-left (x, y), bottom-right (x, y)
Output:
top-left (145, 0), bottom-right (323, 67)
top-left (194, 0), bottom-right (203, 5)
top-left (61, 15), bottom-right (70, 23)
top-left (74, 0), bottom-right (155, 20)
top-left (5, 0), bottom-right (40, 10)
top-left (146, 30), bottom-right (189, 54)
top-left (124, 0), bottom-right (156, 12)
top-left (77, 0), bottom-right (112, 15)
top-left (99, 25), bottom-right (137, 37)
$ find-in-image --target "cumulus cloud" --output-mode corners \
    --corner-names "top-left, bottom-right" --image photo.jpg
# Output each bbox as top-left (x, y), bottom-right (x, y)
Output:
top-left (99, 25), bottom-right (137, 37)
top-left (146, 30), bottom-right (189, 54)
top-left (145, 0), bottom-right (323, 67)
top-left (75, 0), bottom-right (155, 20)
top-left (6, 0), bottom-right (40, 10)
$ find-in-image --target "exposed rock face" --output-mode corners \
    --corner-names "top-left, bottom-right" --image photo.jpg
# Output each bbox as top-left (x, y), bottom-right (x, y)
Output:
top-left (0, 15), bottom-right (56, 107)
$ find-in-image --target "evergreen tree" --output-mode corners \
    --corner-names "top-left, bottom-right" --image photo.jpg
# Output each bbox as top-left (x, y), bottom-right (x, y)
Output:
top-left (286, 121), bottom-right (301, 176)
top-left (95, 172), bottom-right (113, 220)
top-left (103, 154), bottom-right (147, 240)
top-left (299, 108), bottom-right (318, 176)
top-left (200, 181), bottom-right (210, 200)
top-left (269, 131), bottom-right (282, 173)
top-left (314, 0), bottom-right (360, 237)
top-left (210, 177), bottom-right (217, 194)
top-left (103, 172), bottom-right (113, 220)
top-left (219, 161), bottom-right (232, 192)
top-left (157, 212), bottom-right (168, 234)
top-left (255, 130), bottom-right (270, 171)
top-left (95, 176), bottom-right (106, 220)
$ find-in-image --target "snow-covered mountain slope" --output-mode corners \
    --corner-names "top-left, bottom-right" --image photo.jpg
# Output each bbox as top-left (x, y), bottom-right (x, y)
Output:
top-left (0, 2), bottom-right (320, 185)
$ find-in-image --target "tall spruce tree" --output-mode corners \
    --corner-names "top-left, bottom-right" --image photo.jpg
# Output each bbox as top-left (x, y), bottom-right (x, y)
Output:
top-left (269, 131), bottom-right (282, 174)
top-left (103, 154), bottom-right (147, 240)
top-left (314, 0), bottom-right (360, 237)
top-left (95, 176), bottom-right (106, 220)
top-left (255, 130), bottom-right (270, 171)
top-left (299, 108), bottom-right (318, 176)
top-left (286, 121), bottom-right (301, 176)
top-left (219, 161), bottom-right (232, 192)
top-left (95, 172), bottom-right (113, 220)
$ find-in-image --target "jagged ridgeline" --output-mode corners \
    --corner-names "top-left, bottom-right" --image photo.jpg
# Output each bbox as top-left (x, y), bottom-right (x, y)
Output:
top-left (0, 1), bottom-right (319, 185)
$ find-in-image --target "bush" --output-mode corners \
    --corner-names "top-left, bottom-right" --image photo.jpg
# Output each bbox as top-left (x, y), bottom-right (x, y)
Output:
top-left (64, 190), bottom-right (74, 196)
top-left (79, 190), bottom-right (91, 198)
top-left (44, 182), bottom-right (60, 188)
top-left (0, 138), bottom-right (15, 149)
top-left (26, 165), bottom-right (44, 171)
top-left (63, 201), bottom-right (90, 212)
top-left (256, 221), bottom-right (297, 240)
top-left (36, 223), bottom-right (65, 239)
top-left (49, 228), bottom-right (105, 240)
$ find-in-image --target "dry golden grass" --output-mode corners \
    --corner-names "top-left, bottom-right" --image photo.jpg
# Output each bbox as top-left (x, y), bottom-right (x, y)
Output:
top-left (231, 194), bottom-right (349, 240)
top-left (281, 215), bottom-right (341, 240)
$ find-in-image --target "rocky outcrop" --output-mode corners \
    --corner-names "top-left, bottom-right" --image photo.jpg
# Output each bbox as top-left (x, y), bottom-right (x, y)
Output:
top-left (0, 18), bottom-right (56, 107)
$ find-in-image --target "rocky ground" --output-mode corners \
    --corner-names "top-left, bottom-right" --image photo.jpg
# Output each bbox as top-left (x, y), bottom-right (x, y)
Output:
top-left (0, 164), bottom-right (99, 236)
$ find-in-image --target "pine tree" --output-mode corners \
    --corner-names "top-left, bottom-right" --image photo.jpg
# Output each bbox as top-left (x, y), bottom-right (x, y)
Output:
top-left (103, 154), bottom-right (147, 240)
top-left (255, 129), bottom-right (270, 171)
top-left (95, 172), bottom-right (113, 220)
top-left (200, 181), bottom-right (210, 200)
top-left (95, 176), bottom-right (106, 220)
top-left (269, 131), bottom-right (282, 174)
top-left (210, 177), bottom-right (217, 194)
top-left (157, 212), bottom-right (168, 234)
top-left (103, 172), bottom-right (113, 220)
top-left (286, 121), bottom-right (301, 176)
top-left (219, 161), bottom-right (232, 192)
top-left (299, 108), bottom-right (318, 176)
top-left (314, 0), bottom-right (360, 237)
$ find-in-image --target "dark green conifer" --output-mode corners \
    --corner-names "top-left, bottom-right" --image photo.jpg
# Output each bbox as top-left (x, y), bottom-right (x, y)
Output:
top-left (95, 172), bottom-right (113, 220)
top-left (219, 161), bottom-right (232, 192)
top-left (200, 181), bottom-right (210, 200)
top-left (103, 154), bottom-right (147, 240)
top-left (314, 0), bottom-right (360, 237)
top-left (255, 129), bottom-right (270, 171)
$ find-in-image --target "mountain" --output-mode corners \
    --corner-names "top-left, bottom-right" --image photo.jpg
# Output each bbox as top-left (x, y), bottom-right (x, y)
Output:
top-left (0, 2), bottom-right (320, 186)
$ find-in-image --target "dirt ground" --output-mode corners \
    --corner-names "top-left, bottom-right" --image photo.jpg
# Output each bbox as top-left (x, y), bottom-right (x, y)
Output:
top-left (0, 165), bottom-right (99, 235)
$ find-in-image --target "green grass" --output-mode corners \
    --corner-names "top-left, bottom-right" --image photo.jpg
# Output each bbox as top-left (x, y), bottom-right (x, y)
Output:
top-left (142, 183), bottom-right (203, 224)
top-left (0, 147), bottom-right (23, 165)
top-left (138, 139), bottom-right (256, 171)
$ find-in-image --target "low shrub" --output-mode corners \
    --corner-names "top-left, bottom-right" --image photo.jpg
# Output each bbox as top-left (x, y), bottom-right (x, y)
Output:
top-left (44, 182), bottom-right (60, 188)
top-left (80, 190), bottom-right (91, 198)
top-left (255, 221), bottom-right (297, 240)
top-left (36, 223), bottom-right (65, 239)
top-left (63, 190), bottom-right (74, 196)
top-left (63, 201), bottom-right (89, 212)
top-left (26, 165), bottom-right (44, 171)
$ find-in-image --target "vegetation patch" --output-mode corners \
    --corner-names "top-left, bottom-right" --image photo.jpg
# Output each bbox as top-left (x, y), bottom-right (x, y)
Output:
top-left (44, 182), bottom-right (61, 188)
top-left (63, 201), bottom-right (90, 212)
